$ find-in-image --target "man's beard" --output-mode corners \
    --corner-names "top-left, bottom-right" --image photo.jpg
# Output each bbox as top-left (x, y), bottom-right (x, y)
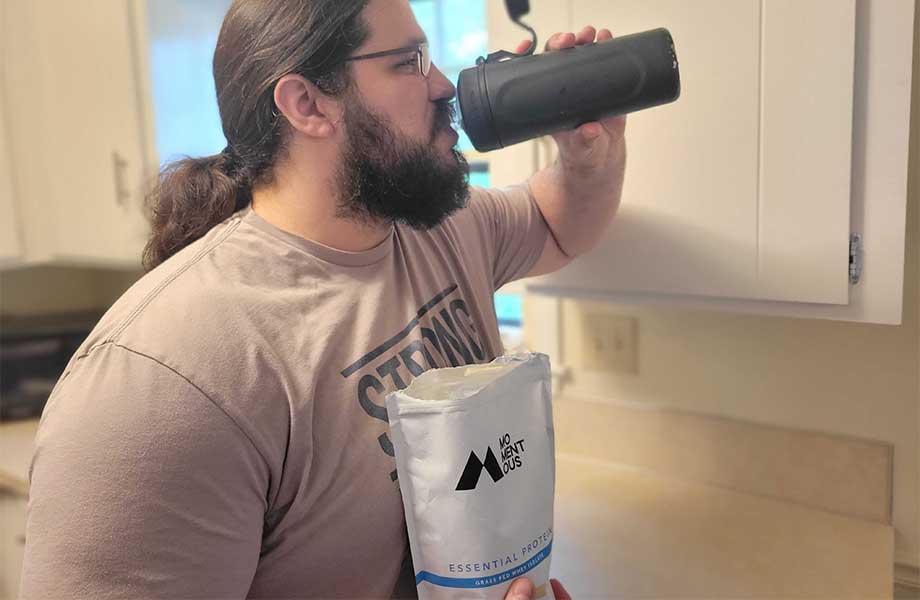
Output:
top-left (334, 92), bottom-right (471, 230)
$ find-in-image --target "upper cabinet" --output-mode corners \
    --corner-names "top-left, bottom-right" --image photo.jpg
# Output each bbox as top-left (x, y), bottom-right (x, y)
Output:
top-left (488, 0), bottom-right (916, 325)
top-left (1, 0), bottom-right (152, 269)
top-left (0, 62), bottom-right (23, 268)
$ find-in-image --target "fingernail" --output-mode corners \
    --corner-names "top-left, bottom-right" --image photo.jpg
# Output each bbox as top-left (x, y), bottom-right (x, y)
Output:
top-left (510, 578), bottom-right (534, 599)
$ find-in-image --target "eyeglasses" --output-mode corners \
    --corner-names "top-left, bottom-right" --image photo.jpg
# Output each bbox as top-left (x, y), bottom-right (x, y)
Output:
top-left (345, 42), bottom-right (431, 78)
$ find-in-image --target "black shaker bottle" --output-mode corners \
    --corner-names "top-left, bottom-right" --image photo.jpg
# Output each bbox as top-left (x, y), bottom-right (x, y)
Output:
top-left (457, 28), bottom-right (681, 152)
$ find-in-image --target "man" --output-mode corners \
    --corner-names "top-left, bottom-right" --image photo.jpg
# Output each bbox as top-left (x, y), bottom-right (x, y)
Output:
top-left (19, 0), bottom-right (625, 598)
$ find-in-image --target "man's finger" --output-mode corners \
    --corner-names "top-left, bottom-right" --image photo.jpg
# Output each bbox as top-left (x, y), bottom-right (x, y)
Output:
top-left (515, 39), bottom-right (533, 54)
top-left (577, 121), bottom-right (603, 141)
top-left (544, 32), bottom-right (576, 52)
top-left (543, 32), bottom-right (562, 52)
top-left (505, 577), bottom-right (534, 600)
top-left (575, 25), bottom-right (597, 45)
top-left (597, 28), bottom-right (614, 42)
top-left (550, 579), bottom-right (572, 600)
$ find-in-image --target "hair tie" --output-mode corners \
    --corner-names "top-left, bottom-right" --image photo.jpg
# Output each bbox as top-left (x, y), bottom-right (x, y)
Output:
top-left (221, 144), bottom-right (239, 171)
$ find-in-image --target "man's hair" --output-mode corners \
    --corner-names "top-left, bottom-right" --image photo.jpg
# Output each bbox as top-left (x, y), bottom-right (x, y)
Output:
top-left (142, 0), bottom-right (371, 272)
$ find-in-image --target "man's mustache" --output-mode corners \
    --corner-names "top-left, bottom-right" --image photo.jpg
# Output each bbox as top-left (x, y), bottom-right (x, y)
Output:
top-left (433, 98), bottom-right (458, 135)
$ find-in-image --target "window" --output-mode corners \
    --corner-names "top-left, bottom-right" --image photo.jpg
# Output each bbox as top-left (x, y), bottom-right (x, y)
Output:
top-left (409, 0), bottom-right (490, 188)
top-left (148, 0), bottom-right (492, 186)
top-left (410, 0), bottom-right (524, 341)
top-left (494, 291), bottom-right (525, 351)
top-left (147, 0), bottom-right (232, 165)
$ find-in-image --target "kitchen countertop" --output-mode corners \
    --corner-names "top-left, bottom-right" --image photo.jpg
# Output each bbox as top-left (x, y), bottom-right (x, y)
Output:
top-left (0, 420), bottom-right (893, 597)
top-left (551, 452), bottom-right (893, 599)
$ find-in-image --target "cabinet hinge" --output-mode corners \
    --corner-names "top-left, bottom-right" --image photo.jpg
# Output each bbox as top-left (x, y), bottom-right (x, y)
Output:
top-left (849, 233), bottom-right (862, 285)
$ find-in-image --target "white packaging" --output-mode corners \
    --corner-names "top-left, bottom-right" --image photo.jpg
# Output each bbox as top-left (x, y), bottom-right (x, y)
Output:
top-left (386, 353), bottom-right (556, 600)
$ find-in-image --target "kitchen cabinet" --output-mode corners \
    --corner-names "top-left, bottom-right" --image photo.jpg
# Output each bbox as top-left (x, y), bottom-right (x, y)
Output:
top-left (0, 492), bottom-right (26, 600)
top-left (0, 82), bottom-right (23, 268)
top-left (0, 418), bottom-right (36, 600)
top-left (488, 0), bottom-right (916, 325)
top-left (1, 0), bottom-right (153, 269)
top-left (0, 419), bottom-right (37, 599)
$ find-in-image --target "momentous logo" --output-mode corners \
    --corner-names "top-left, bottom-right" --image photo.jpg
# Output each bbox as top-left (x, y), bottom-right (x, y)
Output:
top-left (455, 432), bottom-right (526, 491)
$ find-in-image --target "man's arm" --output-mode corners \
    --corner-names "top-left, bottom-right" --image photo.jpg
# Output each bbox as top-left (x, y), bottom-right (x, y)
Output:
top-left (520, 27), bottom-right (628, 278)
top-left (20, 344), bottom-right (267, 598)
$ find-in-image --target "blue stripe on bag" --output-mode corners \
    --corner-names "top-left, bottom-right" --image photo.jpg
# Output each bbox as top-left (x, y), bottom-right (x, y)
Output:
top-left (415, 543), bottom-right (553, 589)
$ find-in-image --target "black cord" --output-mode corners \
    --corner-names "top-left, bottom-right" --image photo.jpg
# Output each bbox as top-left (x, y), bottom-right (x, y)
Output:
top-left (514, 18), bottom-right (538, 56)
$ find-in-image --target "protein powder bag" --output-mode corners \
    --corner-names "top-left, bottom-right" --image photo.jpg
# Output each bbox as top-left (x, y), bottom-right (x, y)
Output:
top-left (386, 353), bottom-right (556, 600)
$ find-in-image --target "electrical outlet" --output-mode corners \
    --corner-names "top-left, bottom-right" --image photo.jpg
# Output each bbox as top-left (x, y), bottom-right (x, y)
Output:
top-left (580, 312), bottom-right (639, 374)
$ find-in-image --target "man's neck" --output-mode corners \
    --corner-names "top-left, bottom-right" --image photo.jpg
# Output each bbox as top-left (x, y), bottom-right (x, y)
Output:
top-left (250, 157), bottom-right (392, 254)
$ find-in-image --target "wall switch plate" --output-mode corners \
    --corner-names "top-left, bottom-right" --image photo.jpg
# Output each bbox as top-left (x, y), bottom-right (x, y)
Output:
top-left (580, 312), bottom-right (639, 375)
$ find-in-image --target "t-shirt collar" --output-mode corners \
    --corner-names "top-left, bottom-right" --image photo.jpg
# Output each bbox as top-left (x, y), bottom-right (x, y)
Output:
top-left (241, 205), bottom-right (395, 267)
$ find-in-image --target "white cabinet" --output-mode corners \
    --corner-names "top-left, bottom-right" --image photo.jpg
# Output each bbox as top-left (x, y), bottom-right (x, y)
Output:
top-left (1, 0), bottom-right (152, 269)
top-left (0, 80), bottom-right (23, 268)
top-left (559, 0), bottom-right (857, 305)
top-left (0, 492), bottom-right (26, 600)
top-left (489, 0), bottom-right (915, 325)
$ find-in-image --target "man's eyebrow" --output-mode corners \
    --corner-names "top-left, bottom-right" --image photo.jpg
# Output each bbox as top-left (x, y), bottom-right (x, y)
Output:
top-left (403, 35), bottom-right (428, 47)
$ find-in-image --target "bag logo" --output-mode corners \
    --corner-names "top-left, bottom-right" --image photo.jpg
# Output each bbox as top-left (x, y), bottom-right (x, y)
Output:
top-left (455, 433), bottom-right (526, 491)
top-left (455, 447), bottom-right (503, 490)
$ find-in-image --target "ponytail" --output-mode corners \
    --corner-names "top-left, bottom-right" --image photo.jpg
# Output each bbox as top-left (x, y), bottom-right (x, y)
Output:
top-left (142, 148), bottom-right (250, 272)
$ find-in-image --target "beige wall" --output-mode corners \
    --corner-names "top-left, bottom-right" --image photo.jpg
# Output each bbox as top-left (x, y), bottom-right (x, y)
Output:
top-left (526, 5), bottom-right (920, 569)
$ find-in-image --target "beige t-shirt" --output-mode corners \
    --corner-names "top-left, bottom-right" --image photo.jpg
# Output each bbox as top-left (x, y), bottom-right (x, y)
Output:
top-left (19, 183), bottom-right (549, 599)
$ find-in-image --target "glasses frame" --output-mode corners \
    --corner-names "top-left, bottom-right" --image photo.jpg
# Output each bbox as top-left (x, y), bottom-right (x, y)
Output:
top-left (345, 42), bottom-right (431, 78)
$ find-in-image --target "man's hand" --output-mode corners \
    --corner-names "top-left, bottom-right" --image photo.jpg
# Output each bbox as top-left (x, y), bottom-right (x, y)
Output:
top-left (504, 577), bottom-right (573, 600)
top-left (514, 26), bottom-right (628, 172)
top-left (520, 24), bottom-right (629, 268)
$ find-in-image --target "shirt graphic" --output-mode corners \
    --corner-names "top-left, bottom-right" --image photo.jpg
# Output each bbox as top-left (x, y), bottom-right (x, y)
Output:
top-left (340, 284), bottom-right (487, 481)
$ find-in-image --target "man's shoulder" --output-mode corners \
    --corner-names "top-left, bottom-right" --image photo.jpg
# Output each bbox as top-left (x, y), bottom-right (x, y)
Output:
top-left (75, 218), bottom-right (298, 384)
top-left (56, 224), bottom-right (294, 453)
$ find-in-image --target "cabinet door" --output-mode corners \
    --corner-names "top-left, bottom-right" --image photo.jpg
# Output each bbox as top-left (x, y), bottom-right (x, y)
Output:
top-left (0, 493), bottom-right (27, 600)
top-left (0, 71), bottom-right (23, 268)
top-left (505, 0), bottom-right (914, 325)
top-left (3, 0), bottom-right (149, 268)
top-left (512, 0), bottom-right (857, 306)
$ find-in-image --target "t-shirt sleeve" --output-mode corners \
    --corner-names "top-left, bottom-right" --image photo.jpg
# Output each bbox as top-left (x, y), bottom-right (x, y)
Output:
top-left (466, 182), bottom-right (550, 290)
top-left (19, 343), bottom-right (269, 599)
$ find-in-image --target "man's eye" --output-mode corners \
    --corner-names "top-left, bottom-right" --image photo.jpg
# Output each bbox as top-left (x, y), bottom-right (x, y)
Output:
top-left (400, 57), bottom-right (417, 67)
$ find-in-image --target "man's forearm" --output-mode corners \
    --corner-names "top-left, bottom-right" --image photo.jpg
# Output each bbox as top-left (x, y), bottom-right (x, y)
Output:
top-left (529, 138), bottom-right (627, 258)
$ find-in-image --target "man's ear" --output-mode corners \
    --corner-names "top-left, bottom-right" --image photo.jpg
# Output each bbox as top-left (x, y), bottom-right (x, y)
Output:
top-left (273, 74), bottom-right (343, 139)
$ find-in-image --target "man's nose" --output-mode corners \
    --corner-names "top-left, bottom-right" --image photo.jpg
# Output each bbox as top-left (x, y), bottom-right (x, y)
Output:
top-left (428, 63), bottom-right (456, 101)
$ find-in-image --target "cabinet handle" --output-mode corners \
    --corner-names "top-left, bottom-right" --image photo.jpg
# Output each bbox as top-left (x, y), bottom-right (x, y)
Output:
top-left (112, 151), bottom-right (130, 208)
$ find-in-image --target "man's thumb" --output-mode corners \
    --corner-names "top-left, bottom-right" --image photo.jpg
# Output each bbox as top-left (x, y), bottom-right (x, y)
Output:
top-left (506, 577), bottom-right (535, 600)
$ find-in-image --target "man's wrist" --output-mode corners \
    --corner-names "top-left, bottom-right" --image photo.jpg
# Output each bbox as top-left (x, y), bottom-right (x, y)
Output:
top-left (556, 140), bottom-right (626, 199)
top-left (558, 136), bottom-right (626, 179)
